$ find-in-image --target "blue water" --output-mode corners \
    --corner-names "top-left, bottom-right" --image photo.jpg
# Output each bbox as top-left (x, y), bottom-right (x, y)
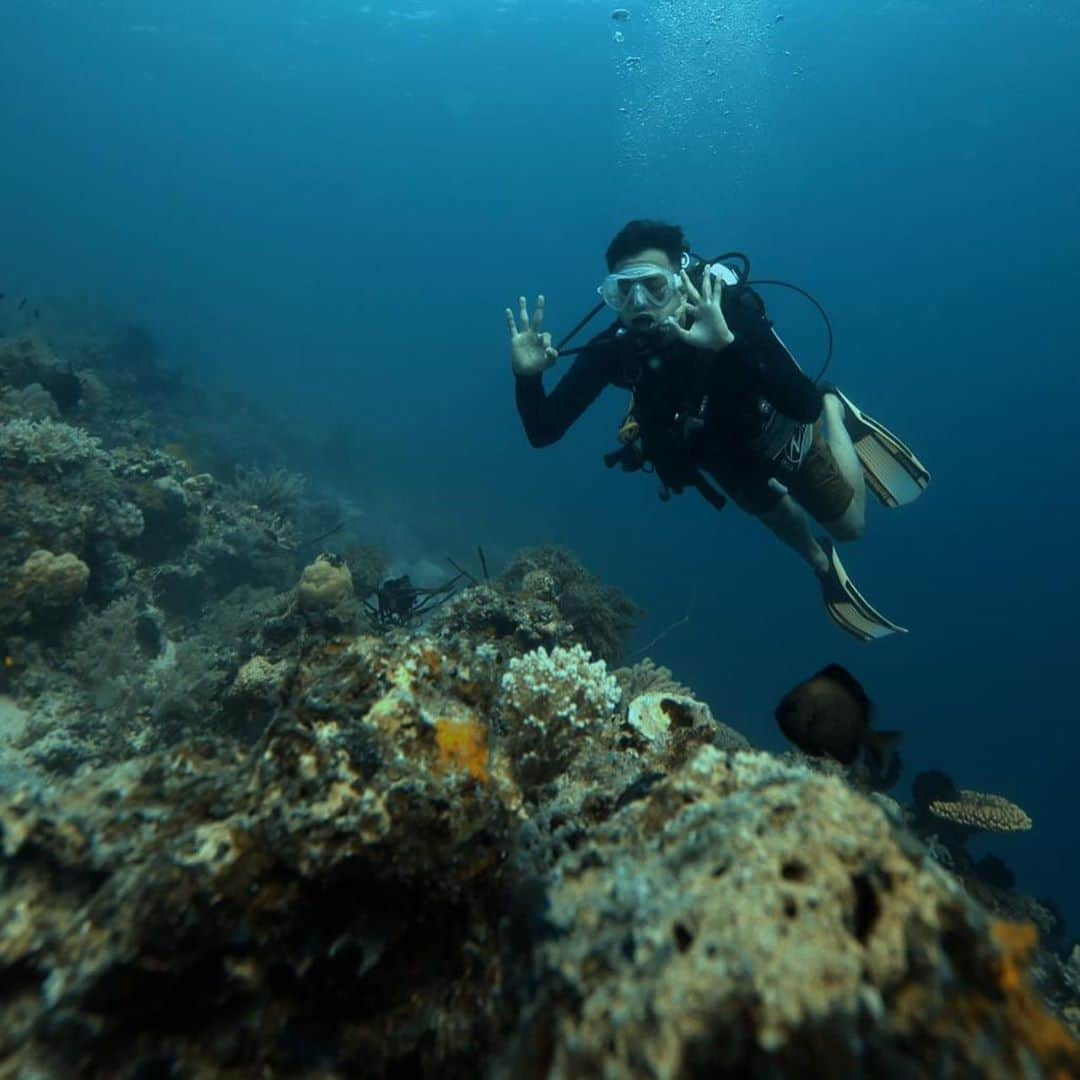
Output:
top-left (5, 1), bottom-right (1078, 934)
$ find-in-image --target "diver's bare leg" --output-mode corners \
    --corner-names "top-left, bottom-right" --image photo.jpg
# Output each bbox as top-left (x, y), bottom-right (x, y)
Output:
top-left (758, 494), bottom-right (830, 577)
top-left (819, 392), bottom-right (867, 541)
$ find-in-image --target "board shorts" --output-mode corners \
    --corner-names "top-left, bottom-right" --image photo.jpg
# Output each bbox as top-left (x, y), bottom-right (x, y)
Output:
top-left (702, 419), bottom-right (855, 524)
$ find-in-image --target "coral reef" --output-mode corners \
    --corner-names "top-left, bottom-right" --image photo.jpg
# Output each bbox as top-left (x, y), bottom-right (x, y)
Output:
top-left (432, 581), bottom-right (575, 657)
top-left (341, 541), bottom-right (389, 600)
top-left (0, 320), bottom-right (1077, 1077)
top-left (297, 553), bottom-right (354, 615)
top-left (1, 645), bottom-right (1077, 1075)
top-left (498, 748), bottom-right (1080, 1078)
top-left (0, 416), bottom-right (104, 472)
top-left (625, 689), bottom-right (750, 755)
top-left (232, 462), bottom-right (307, 518)
top-left (500, 545), bottom-right (643, 664)
top-left (0, 328), bottom-right (372, 775)
top-left (498, 644), bottom-right (621, 789)
top-left (613, 656), bottom-right (694, 705)
top-left (13, 550), bottom-right (90, 613)
top-left (928, 788), bottom-right (1034, 833)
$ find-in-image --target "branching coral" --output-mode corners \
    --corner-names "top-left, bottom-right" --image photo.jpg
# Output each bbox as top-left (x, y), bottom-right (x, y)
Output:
top-left (0, 417), bottom-right (105, 475)
top-left (0, 384), bottom-right (59, 423)
top-left (498, 643), bottom-right (620, 788)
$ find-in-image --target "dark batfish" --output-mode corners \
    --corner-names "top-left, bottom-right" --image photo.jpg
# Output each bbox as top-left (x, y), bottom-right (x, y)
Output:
top-left (40, 366), bottom-right (82, 414)
top-left (775, 663), bottom-right (901, 773)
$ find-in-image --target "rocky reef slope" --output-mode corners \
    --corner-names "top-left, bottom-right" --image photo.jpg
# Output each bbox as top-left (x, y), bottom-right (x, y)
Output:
top-left (1, 328), bottom-right (1079, 1077)
top-left (2, 624), bottom-right (1078, 1077)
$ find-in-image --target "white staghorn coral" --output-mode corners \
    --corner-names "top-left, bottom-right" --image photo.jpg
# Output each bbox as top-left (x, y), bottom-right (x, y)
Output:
top-left (499, 644), bottom-right (620, 787)
top-left (0, 417), bottom-right (104, 473)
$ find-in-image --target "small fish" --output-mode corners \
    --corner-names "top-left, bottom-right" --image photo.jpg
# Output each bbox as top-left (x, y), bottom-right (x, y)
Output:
top-left (0, 293), bottom-right (5, 302)
top-left (33, 309), bottom-right (39, 320)
top-left (775, 664), bottom-right (901, 774)
top-left (17, 297), bottom-right (27, 311)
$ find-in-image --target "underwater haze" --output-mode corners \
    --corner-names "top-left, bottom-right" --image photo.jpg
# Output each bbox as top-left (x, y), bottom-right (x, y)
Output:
top-left (4, 0), bottom-right (1079, 934)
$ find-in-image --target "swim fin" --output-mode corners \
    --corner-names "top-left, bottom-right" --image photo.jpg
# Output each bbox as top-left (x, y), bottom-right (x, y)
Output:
top-left (831, 389), bottom-right (930, 509)
top-left (819, 538), bottom-right (908, 642)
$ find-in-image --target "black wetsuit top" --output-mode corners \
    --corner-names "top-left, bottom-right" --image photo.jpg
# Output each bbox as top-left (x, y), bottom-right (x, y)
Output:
top-left (515, 286), bottom-right (823, 475)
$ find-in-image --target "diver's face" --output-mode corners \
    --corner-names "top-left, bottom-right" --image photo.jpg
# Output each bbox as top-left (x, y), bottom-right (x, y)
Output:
top-left (613, 248), bottom-right (685, 331)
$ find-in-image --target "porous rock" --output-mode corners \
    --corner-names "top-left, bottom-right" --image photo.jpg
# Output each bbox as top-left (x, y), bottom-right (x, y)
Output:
top-left (499, 748), bottom-right (1080, 1078)
top-left (0, 634), bottom-right (517, 1076)
top-left (0, 632), bottom-right (1075, 1078)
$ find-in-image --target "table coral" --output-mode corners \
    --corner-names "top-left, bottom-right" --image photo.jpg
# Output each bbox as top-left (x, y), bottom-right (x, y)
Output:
top-left (929, 788), bottom-right (1033, 832)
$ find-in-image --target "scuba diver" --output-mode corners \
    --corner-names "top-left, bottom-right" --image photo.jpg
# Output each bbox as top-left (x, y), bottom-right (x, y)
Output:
top-left (505, 219), bottom-right (930, 642)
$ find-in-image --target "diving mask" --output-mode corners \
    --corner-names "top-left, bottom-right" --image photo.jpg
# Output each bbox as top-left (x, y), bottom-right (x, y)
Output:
top-left (598, 264), bottom-right (682, 317)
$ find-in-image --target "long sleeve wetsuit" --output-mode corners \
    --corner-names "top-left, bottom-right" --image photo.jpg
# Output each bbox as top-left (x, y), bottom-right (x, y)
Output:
top-left (515, 286), bottom-right (823, 466)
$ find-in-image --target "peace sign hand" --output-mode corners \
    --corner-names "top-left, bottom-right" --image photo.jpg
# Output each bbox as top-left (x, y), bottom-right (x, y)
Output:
top-left (506, 294), bottom-right (559, 376)
top-left (670, 266), bottom-right (736, 352)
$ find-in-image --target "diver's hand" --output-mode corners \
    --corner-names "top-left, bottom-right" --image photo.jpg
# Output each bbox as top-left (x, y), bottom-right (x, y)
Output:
top-left (670, 267), bottom-right (736, 351)
top-left (506, 294), bottom-right (559, 377)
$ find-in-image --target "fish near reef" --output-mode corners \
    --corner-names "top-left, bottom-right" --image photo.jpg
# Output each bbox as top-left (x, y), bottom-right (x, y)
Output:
top-left (40, 365), bottom-right (82, 414)
top-left (775, 664), bottom-right (901, 778)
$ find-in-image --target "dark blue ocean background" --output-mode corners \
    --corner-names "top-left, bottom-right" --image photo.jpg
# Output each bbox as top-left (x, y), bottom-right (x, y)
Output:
top-left (4, 1), bottom-right (1078, 933)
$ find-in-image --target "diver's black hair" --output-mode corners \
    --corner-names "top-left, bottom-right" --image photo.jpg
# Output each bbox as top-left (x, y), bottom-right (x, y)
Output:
top-left (605, 220), bottom-right (688, 272)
